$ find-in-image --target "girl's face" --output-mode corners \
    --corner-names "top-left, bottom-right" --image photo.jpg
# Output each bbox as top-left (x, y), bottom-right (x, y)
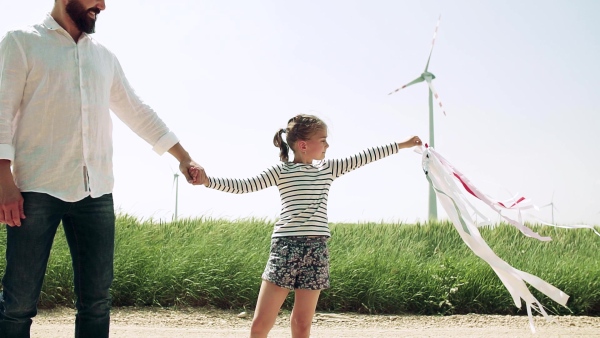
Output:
top-left (304, 128), bottom-right (329, 161)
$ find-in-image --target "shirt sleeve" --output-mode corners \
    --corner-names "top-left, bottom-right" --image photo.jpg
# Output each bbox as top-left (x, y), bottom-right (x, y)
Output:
top-left (207, 166), bottom-right (280, 194)
top-left (108, 55), bottom-right (178, 155)
top-left (0, 32), bottom-right (27, 161)
top-left (329, 143), bottom-right (400, 179)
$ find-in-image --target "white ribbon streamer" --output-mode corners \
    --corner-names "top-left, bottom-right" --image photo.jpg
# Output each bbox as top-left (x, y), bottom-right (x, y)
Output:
top-left (420, 146), bottom-right (574, 333)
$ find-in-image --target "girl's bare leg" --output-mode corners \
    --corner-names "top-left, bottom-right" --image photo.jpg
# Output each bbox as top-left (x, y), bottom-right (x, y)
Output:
top-left (250, 280), bottom-right (290, 338)
top-left (290, 289), bottom-right (321, 338)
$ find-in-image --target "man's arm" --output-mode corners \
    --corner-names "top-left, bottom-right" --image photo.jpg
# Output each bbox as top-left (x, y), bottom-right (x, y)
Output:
top-left (0, 33), bottom-right (28, 226)
top-left (108, 57), bottom-right (206, 185)
top-left (167, 143), bottom-right (206, 185)
top-left (0, 160), bottom-right (25, 227)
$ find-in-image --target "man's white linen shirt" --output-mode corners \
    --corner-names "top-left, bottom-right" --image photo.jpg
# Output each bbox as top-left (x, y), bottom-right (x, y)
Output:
top-left (0, 15), bottom-right (179, 202)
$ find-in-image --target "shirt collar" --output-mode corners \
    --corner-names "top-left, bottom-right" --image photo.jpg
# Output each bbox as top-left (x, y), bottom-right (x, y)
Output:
top-left (42, 13), bottom-right (89, 40)
top-left (42, 14), bottom-right (61, 31)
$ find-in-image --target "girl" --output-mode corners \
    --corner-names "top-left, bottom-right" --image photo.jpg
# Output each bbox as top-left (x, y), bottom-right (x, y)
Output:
top-left (199, 114), bottom-right (421, 338)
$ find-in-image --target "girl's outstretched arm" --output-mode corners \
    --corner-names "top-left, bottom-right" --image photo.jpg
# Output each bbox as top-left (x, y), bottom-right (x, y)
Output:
top-left (329, 136), bottom-right (421, 178)
top-left (202, 165), bottom-right (281, 194)
top-left (398, 136), bottom-right (422, 149)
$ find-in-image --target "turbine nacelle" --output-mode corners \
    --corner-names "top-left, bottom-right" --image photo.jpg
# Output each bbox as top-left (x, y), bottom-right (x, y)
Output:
top-left (422, 72), bottom-right (436, 81)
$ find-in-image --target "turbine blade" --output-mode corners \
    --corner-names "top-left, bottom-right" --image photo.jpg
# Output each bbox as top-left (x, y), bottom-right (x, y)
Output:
top-left (388, 76), bottom-right (425, 95)
top-left (424, 15), bottom-right (441, 72)
top-left (424, 78), bottom-right (447, 116)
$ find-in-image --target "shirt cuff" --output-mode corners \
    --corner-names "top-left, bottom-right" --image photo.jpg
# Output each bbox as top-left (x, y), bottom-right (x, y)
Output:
top-left (152, 132), bottom-right (179, 155)
top-left (208, 177), bottom-right (216, 189)
top-left (0, 144), bottom-right (15, 161)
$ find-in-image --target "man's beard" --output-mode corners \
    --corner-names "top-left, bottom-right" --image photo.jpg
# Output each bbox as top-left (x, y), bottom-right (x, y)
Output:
top-left (65, 0), bottom-right (100, 34)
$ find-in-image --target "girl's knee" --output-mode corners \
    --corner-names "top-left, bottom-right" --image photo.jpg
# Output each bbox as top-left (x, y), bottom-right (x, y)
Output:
top-left (290, 314), bottom-right (313, 334)
top-left (250, 317), bottom-right (274, 337)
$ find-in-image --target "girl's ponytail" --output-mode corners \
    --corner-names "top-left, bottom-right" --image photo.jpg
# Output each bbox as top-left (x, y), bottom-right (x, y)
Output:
top-left (273, 128), bottom-right (289, 162)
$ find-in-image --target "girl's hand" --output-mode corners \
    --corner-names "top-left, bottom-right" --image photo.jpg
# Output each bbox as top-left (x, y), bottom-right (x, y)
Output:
top-left (189, 166), bottom-right (209, 186)
top-left (398, 136), bottom-right (422, 149)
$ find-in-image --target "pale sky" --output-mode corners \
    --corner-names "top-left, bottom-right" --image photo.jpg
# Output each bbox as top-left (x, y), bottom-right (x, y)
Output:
top-left (2, 1), bottom-right (599, 225)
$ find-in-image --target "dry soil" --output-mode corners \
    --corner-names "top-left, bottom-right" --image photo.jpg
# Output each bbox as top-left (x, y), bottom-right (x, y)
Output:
top-left (30, 307), bottom-right (600, 337)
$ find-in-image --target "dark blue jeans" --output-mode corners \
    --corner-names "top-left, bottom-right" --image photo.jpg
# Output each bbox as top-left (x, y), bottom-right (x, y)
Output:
top-left (0, 192), bottom-right (115, 338)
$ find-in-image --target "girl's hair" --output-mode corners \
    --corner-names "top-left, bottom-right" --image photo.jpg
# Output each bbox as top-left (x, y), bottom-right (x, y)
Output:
top-left (273, 114), bottom-right (327, 162)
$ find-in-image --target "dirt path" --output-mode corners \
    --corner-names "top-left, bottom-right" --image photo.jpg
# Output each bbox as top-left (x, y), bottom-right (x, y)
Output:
top-left (31, 307), bottom-right (600, 337)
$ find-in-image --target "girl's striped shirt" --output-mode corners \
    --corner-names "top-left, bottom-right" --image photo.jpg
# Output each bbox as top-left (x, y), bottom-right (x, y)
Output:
top-left (207, 143), bottom-right (400, 238)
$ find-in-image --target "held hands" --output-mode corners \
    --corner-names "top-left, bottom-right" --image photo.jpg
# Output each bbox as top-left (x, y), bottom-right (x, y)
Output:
top-left (187, 165), bottom-right (209, 186)
top-left (398, 136), bottom-right (423, 149)
top-left (179, 160), bottom-right (207, 186)
top-left (168, 143), bottom-right (207, 186)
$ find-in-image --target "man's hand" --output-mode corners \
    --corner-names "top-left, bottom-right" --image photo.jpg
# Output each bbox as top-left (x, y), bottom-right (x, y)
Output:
top-left (0, 161), bottom-right (25, 227)
top-left (180, 161), bottom-right (207, 186)
top-left (167, 143), bottom-right (207, 185)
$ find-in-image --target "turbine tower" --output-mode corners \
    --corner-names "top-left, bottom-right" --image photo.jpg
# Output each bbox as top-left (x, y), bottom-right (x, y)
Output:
top-left (173, 172), bottom-right (179, 221)
top-left (388, 15), bottom-right (446, 221)
top-left (540, 191), bottom-right (558, 224)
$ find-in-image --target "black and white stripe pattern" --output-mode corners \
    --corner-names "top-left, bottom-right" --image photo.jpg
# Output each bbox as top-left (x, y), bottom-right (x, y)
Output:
top-left (208, 143), bottom-right (399, 237)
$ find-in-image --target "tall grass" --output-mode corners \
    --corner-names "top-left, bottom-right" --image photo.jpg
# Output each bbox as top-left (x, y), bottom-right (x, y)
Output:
top-left (0, 216), bottom-right (598, 315)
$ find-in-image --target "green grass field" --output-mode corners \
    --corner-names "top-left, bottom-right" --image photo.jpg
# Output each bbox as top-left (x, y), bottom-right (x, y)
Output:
top-left (1, 215), bottom-right (598, 316)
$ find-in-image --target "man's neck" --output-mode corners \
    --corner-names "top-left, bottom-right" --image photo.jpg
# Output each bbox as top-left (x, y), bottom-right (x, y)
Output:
top-left (50, 7), bottom-right (82, 42)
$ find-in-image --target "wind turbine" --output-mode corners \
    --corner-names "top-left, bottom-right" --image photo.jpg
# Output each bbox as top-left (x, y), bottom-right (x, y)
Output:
top-left (388, 15), bottom-right (446, 221)
top-left (540, 191), bottom-right (558, 224)
top-left (172, 171), bottom-right (180, 221)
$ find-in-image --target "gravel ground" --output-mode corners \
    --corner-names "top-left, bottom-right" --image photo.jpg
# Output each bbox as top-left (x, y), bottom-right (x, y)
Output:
top-left (30, 307), bottom-right (600, 337)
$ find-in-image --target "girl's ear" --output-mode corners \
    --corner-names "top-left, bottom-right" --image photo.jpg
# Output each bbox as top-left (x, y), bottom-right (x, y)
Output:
top-left (297, 140), bottom-right (307, 151)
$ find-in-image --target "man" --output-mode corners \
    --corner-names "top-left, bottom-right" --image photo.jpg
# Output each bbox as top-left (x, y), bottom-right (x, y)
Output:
top-left (0, 0), bottom-right (206, 337)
